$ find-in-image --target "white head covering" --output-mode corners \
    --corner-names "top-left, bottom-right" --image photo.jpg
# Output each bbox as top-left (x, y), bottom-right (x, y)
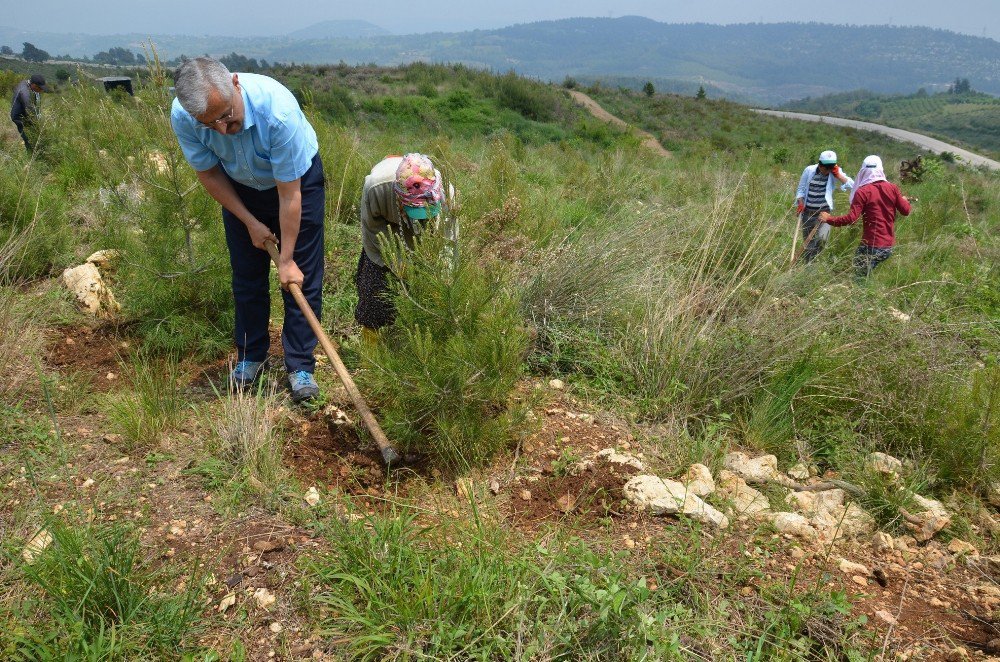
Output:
top-left (850, 155), bottom-right (887, 203)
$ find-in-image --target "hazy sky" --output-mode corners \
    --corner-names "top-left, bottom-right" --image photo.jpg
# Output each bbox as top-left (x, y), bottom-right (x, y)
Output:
top-left (1, 0), bottom-right (997, 40)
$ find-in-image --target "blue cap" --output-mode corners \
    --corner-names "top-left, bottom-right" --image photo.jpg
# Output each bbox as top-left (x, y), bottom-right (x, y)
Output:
top-left (403, 202), bottom-right (442, 220)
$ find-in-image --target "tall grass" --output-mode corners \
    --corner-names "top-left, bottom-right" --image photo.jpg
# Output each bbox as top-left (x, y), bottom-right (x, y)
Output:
top-left (211, 378), bottom-right (285, 487)
top-left (3, 518), bottom-right (204, 659)
top-left (107, 351), bottom-right (185, 450)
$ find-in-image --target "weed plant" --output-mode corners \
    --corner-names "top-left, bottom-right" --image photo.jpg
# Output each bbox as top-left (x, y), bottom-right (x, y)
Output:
top-left (211, 378), bottom-right (285, 487)
top-left (107, 351), bottom-right (185, 450)
top-left (2, 518), bottom-right (204, 659)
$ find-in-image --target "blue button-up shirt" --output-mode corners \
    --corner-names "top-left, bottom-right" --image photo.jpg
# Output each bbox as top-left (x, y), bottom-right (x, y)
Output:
top-left (170, 73), bottom-right (318, 191)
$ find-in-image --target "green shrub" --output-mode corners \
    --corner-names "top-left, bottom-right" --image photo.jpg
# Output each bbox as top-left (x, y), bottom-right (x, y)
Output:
top-left (358, 233), bottom-right (528, 471)
top-left (106, 351), bottom-right (185, 450)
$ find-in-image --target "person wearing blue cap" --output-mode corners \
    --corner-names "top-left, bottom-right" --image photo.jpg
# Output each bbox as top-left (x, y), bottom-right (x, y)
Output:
top-left (794, 150), bottom-right (855, 262)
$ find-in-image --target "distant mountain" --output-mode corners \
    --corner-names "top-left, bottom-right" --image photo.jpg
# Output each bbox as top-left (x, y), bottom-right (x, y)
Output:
top-left (1, 17), bottom-right (998, 104)
top-left (286, 20), bottom-right (390, 40)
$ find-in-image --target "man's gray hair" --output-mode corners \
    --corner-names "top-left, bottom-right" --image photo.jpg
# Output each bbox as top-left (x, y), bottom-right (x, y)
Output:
top-left (174, 57), bottom-right (234, 116)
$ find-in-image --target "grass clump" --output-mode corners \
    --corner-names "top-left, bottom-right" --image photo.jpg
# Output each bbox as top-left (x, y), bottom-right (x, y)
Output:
top-left (359, 234), bottom-right (529, 471)
top-left (211, 379), bottom-right (285, 487)
top-left (2, 518), bottom-right (204, 660)
top-left (106, 351), bottom-right (185, 450)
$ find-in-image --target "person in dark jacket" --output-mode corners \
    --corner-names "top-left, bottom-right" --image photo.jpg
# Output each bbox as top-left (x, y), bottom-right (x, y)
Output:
top-left (820, 155), bottom-right (913, 277)
top-left (10, 74), bottom-right (46, 151)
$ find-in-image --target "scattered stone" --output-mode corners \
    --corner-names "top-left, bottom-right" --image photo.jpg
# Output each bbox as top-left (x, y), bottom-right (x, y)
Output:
top-left (21, 529), bottom-right (53, 563)
top-left (595, 448), bottom-right (644, 471)
top-left (895, 536), bottom-right (915, 552)
top-left (623, 536), bottom-right (636, 549)
top-left (489, 479), bottom-right (500, 495)
top-left (269, 622), bottom-right (283, 634)
top-left (219, 593), bottom-right (237, 612)
top-left (253, 587), bottom-right (276, 609)
top-left (787, 463), bottom-right (811, 481)
top-left (556, 493), bottom-right (576, 513)
top-left (304, 487), bottom-right (321, 507)
top-left (80, 478), bottom-right (95, 489)
top-left (724, 452), bottom-right (780, 482)
top-left (790, 547), bottom-right (806, 560)
top-left (717, 470), bottom-right (771, 517)
top-left (868, 452), bottom-right (903, 478)
top-left (907, 494), bottom-right (951, 542)
top-left (224, 574), bottom-right (243, 589)
top-left (839, 559), bottom-right (870, 575)
top-left (947, 539), bottom-right (978, 556)
top-left (623, 475), bottom-right (729, 528)
top-left (771, 512), bottom-right (817, 540)
top-left (253, 539), bottom-right (285, 554)
top-left (986, 639), bottom-right (1000, 655)
top-left (62, 262), bottom-right (120, 317)
top-left (85, 249), bottom-right (121, 268)
top-left (548, 379), bottom-right (565, 390)
top-left (888, 308), bottom-right (911, 323)
top-left (852, 575), bottom-right (869, 587)
top-left (519, 489), bottom-right (532, 502)
top-left (873, 531), bottom-right (895, 552)
top-left (946, 646), bottom-right (969, 661)
top-left (679, 464), bottom-right (715, 497)
top-left (875, 609), bottom-right (898, 626)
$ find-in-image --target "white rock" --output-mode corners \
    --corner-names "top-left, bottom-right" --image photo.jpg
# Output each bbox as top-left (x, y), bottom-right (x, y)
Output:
top-left (717, 470), bottom-right (771, 517)
top-left (873, 531), bottom-right (895, 551)
top-left (623, 475), bottom-right (729, 528)
top-left (80, 478), bottom-right (95, 489)
top-left (85, 249), bottom-right (121, 268)
top-left (724, 452), bottom-right (780, 482)
top-left (21, 529), bottom-right (53, 563)
top-left (811, 502), bottom-right (875, 542)
top-left (679, 464), bottom-right (715, 497)
top-left (988, 482), bottom-right (1000, 508)
top-left (218, 593), bottom-right (236, 612)
top-left (253, 587), bottom-right (276, 609)
top-left (787, 463), bottom-right (811, 481)
top-left (947, 539), bottom-right (978, 556)
top-left (548, 379), bottom-right (565, 390)
top-left (304, 486), bottom-right (321, 507)
top-left (577, 448), bottom-right (644, 473)
top-left (61, 263), bottom-right (120, 317)
top-left (875, 609), bottom-right (898, 626)
top-left (868, 452), bottom-right (903, 478)
top-left (888, 308), bottom-right (911, 323)
top-left (908, 493), bottom-right (951, 542)
top-left (771, 512), bottom-right (817, 540)
top-left (269, 622), bottom-right (283, 634)
top-left (786, 489), bottom-right (845, 516)
top-left (838, 558), bottom-right (870, 575)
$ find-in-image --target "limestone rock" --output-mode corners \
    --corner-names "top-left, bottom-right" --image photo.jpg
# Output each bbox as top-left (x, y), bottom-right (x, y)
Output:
top-left (771, 512), bottom-right (817, 540)
top-left (724, 452), bottom-right (780, 482)
top-left (304, 486), bottom-right (321, 507)
top-left (62, 263), bottom-right (120, 317)
top-left (908, 494), bottom-right (951, 542)
top-left (873, 531), bottom-right (895, 552)
top-left (947, 539), bottom-right (978, 556)
top-left (623, 475), bottom-right (728, 528)
top-left (679, 463), bottom-right (715, 497)
top-left (717, 470), bottom-right (771, 517)
top-left (85, 249), bottom-right (121, 268)
top-left (868, 452), bottom-right (903, 478)
top-left (787, 463), bottom-right (811, 481)
top-left (253, 587), bottom-right (276, 609)
top-left (21, 529), bottom-right (53, 563)
top-left (785, 488), bottom-right (845, 516)
top-left (839, 558), bottom-right (870, 575)
top-left (574, 448), bottom-right (644, 475)
top-left (548, 379), bottom-right (564, 390)
top-left (888, 308), bottom-right (911, 323)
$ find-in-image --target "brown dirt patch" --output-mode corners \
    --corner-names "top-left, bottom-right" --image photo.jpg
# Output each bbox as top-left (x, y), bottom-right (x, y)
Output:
top-left (283, 414), bottom-right (388, 495)
top-left (46, 324), bottom-right (133, 391)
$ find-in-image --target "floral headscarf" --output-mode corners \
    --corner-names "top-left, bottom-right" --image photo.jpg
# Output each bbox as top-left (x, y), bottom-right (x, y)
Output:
top-left (393, 153), bottom-right (443, 212)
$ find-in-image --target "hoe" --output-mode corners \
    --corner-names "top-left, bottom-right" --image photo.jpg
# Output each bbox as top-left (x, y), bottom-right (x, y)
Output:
top-left (265, 239), bottom-right (402, 467)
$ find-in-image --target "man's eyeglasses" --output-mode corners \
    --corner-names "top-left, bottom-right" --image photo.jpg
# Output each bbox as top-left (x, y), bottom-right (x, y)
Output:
top-left (198, 106), bottom-right (235, 128)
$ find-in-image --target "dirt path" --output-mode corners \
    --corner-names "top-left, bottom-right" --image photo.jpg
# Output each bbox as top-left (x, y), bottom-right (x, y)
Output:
top-left (567, 89), bottom-right (672, 158)
top-left (752, 109), bottom-right (1000, 171)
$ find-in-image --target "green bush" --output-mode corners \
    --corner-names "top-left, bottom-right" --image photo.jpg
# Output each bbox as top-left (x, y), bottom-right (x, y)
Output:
top-left (358, 233), bottom-right (528, 471)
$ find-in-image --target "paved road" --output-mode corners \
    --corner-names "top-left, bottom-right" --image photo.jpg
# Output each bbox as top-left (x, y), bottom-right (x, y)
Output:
top-left (752, 109), bottom-right (1000, 171)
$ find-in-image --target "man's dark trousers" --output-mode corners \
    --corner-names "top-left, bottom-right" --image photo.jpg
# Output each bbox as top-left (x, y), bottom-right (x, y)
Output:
top-left (12, 118), bottom-right (30, 151)
top-left (222, 153), bottom-right (325, 373)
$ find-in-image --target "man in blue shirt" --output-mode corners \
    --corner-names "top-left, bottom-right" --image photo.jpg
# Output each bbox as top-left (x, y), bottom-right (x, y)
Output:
top-left (171, 57), bottom-right (324, 402)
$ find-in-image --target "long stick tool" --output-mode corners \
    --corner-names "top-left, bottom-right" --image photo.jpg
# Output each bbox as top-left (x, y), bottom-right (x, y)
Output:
top-left (265, 240), bottom-right (401, 466)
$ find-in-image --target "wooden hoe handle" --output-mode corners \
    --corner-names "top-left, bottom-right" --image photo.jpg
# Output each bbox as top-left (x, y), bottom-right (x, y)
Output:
top-left (265, 240), bottom-right (401, 466)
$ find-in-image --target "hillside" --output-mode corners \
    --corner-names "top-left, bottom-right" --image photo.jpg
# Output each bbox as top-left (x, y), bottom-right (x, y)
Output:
top-left (783, 88), bottom-right (1000, 159)
top-left (2, 18), bottom-right (1000, 103)
top-left (1, 62), bottom-right (998, 658)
